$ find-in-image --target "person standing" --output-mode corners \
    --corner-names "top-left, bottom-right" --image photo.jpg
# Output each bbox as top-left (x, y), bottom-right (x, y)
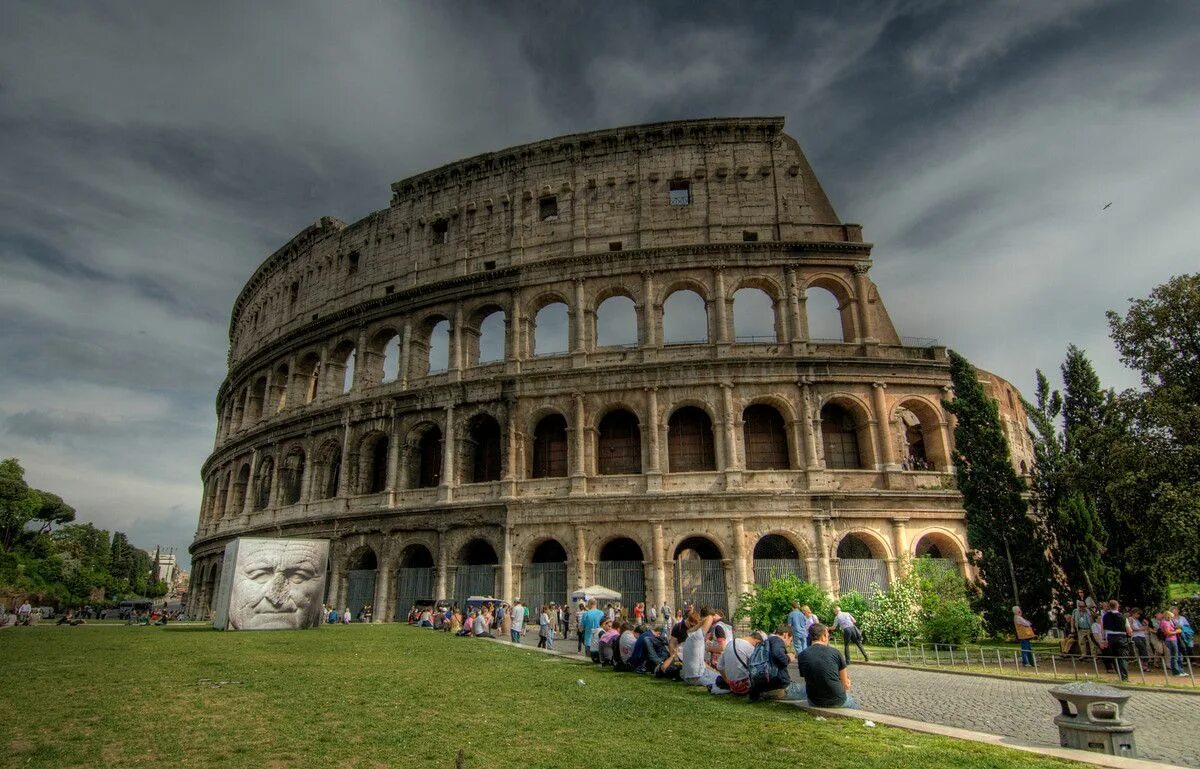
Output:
top-left (1013, 606), bottom-right (1036, 667)
top-left (1170, 605), bottom-right (1194, 660)
top-left (1129, 608), bottom-right (1151, 671)
top-left (1160, 611), bottom-right (1185, 676)
top-left (1101, 600), bottom-right (1131, 681)
top-left (538, 605), bottom-right (554, 649)
top-left (510, 600), bottom-right (526, 643)
top-left (579, 599), bottom-right (605, 658)
top-left (832, 605), bottom-right (868, 663)
top-left (1071, 600), bottom-right (1097, 658)
top-left (786, 602), bottom-right (808, 658)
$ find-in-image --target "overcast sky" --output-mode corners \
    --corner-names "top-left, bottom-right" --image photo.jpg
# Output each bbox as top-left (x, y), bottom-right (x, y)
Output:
top-left (2, 1), bottom-right (1197, 569)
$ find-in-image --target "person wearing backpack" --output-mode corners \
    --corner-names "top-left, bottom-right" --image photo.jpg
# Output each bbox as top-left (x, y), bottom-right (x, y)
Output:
top-left (748, 627), bottom-right (805, 701)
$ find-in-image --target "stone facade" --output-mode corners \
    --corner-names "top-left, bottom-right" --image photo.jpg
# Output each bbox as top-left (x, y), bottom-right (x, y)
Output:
top-left (188, 117), bottom-right (1021, 622)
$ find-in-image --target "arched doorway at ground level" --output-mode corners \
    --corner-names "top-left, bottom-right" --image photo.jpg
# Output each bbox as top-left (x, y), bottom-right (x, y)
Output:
top-left (453, 539), bottom-right (498, 609)
top-left (345, 547), bottom-right (379, 620)
top-left (673, 537), bottom-right (726, 615)
top-left (522, 539), bottom-right (568, 615)
top-left (596, 537), bottom-right (645, 610)
top-left (394, 544), bottom-right (435, 619)
top-left (752, 534), bottom-right (806, 585)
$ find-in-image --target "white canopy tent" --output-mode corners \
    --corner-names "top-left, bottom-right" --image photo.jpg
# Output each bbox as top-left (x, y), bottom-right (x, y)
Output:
top-left (569, 585), bottom-right (622, 604)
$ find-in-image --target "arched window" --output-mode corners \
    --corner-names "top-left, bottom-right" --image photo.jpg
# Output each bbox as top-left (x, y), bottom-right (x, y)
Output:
top-left (428, 319), bottom-right (450, 374)
top-left (667, 406), bottom-right (715, 472)
top-left (253, 457), bottom-right (274, 510)
top-left (231, 463), bottom-right (250, 515)
top-left (295, 353), bottom-right (321, 404)
top-left (232, 387), bottom-right (246, 429)
top-left (732, 287), bottom-right (777, 343)
top-left (743, 404), bottom-right (790, 470)
top-left (281, 450), bottom-right (305, 505)
top-left (597, 409), bottom-right (641, 475)
top-left (806, 286), bottom-right (846, 342)
top-left (753, 534), bottom-right (806, 584)
top-left (467, 415), bottom-right (502, 483)
top-left (318, 443), bottom-right (341, 499)
top-left (662, 289), bottom-right (708, 345)
top-left (531, 414), bottom-right (568, 478)
top-left (325, 342), bottom-right (356, 395)
top-left (271, 364), bottom-right (289, 412)
top-left (477, 310), bottom-right (506, 364)
top-left (342, 350), bottom-right (355, 393)
top-left (836, 533), bottom-right (889, 593)
top-left (821, 404), bottom-right (863, 470)
top-left (361, 434), bottom-right (389, 494)
top-left (414, 427), bottom-right (443, 488)
top-left (380, 333), bottom-right (401, 383)
top-left (523, 540), bottom-right (568, 613)
top-left (454, 539), bottom-right (499, 608)
top-left (595, 295), bottom-right (638, 347)
top-left (597, 537), bottom-right (646, 607)
top-left (534, 302), bottom-right (569, 356)
top-left (247, 377), bottom-right (267, 422)
top-left (673, 536), bottom-right (726, 614)
top-left (898, 407), bottom-right (929, 470)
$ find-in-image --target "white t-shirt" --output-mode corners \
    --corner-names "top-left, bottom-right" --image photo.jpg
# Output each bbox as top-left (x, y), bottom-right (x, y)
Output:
top-left (474, 615), bottom-right (489, 635)
top-left (682, 627), bottom-right (708, 679)
top-left (512, 605), bottom-right (526, 627)
top-left (719, 638), bottom-right (754, 683)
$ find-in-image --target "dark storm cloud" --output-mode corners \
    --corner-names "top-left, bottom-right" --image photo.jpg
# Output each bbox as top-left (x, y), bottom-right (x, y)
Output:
top-left (3, 0), bottom-right (1198, 567)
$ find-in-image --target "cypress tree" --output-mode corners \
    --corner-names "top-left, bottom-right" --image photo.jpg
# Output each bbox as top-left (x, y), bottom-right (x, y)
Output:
top-left (945, 351), bottom-right (1053, 633)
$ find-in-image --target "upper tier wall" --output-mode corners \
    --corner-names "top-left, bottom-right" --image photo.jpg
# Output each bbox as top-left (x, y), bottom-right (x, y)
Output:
top-left (228, 117), bottom-right (858, 368)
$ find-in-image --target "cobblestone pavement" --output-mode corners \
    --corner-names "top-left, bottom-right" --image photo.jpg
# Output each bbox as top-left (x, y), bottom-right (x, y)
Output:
top-left (848, 665), bottom-right (1198, 767)
top-left (501, 629), bottom-right (1197, 766)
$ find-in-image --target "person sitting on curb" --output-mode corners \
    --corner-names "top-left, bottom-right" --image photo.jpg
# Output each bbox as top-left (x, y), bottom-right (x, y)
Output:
top-left (797, 623), bottom-right (858, 709)
top-left (749, 627), bottom-right (805, 702)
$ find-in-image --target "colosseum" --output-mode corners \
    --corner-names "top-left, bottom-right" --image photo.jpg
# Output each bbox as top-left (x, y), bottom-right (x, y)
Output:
top-left (187, 117), bottom-right (1033, 622)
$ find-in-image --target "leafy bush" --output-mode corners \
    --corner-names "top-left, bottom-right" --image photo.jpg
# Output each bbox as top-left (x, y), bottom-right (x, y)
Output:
top-left (860, 575), bottom-right (921, 646)
top-left (835, 591), bottom-right (871, 623)
top-left (734, 575), bottom-right (834, 632)
top-left (914, 559), bottom-right (982, 644)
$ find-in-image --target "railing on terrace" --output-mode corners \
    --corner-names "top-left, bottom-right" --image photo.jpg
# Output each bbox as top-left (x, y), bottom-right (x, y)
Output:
top-left (734, 335), bottom-right (779, 343)
top-left (900, 336), bottom-right (939, 348)
top-left (878, 639), bottom-right (1197, 689)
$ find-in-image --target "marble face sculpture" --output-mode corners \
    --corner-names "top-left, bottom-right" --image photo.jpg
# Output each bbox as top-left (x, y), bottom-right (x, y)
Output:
top-left (227, 539), bottom-right (328, 630)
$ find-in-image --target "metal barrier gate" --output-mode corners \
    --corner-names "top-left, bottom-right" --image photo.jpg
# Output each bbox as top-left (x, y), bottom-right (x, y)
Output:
top-left (521, 562), bottom-right (567, 613)
top-left (838, 559), bottom-right (889, 595)
top-left (346, 569), bottom-right (377, 619)
top-left (753, 558), bottom-right (807, 585)
top-left (595, 561), bottom-right (646, 609)
top-left (394, 567), bottom-right (434, 618)
top-left (453, 565), bottom-right (496, 609)
top-left (674, 559), bottom-right (727, 615)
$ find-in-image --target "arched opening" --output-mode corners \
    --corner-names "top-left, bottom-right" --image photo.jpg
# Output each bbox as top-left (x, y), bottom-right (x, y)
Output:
top-left (214, 472), bottom-right (230, 519)
top-left (595, 295), bottom-right (638, 347)
top-left (673, 536), bottom-right (726, 614)
top-left (409, 317), bottom-right (451, 378)
top-left (454, 539), bottom-right (498, 608)
top-left (820, 403), bottom-right (866, 470)
top-left (378, 331), bottom-right (401, 384)
top-left (836, 533), bottom-right (889, 594)
top-left (743, 404), bottom-right (790, 470)
top-left (203, 562), bottom-right (220, 617)
top-left (597, 537), bottom-right (645, 609)
top-left (247, 377), bottom-right (267, 423)
top-left (345, 547), bottom-right (378, 620)
top-left (534, 302), bottom-right (569, 356)
top-left (325, 341), bottom-right (356, 395)
top-left (531, 414), bottom-right (568, 478)
top-left (317, 442), bottom-right (342, 499)
top-left (662, 289), bottom-right (708, 345)
top-left (411, 426), bottom-right (443, 489)
top-left (806, 285), bottom-right (850, 342)
top-left (280, 449), bottom-right (305, 505)
top-left (230, 463), bottom-right (250, 516)
top-left (667, 406), bottom-right (716, 473)
top-left (232, 387), bottom-right (246, 430)
top-left (475, 309), bottom-right (506, 365)
top-left (597, 409), bottom-right (642, 475)
top-left (894, 400), bottom-right (949, 472)
top-left (295, 353), bottom-right (321, 404)
top-left (466, 414), bottom-right (502, 483)
top-left (252, 457), bottom-right (274, 510)
top-left (523, 540), bottom-right (568, 613)
top-left (394, 544), bottom-right (435, 619)
top-left (753, 534), bottom-right (806, 585)
top-left (732, 287), bottom-right (777, 343)
top-left (271, 363), bottom-right (290, 412)
top-left (359, 433), bottom-right (389, 494)
top-left (913, 532), bottom-right (963, 575)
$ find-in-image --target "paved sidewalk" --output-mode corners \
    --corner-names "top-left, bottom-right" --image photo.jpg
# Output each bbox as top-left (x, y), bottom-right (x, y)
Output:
top-left (501, 629), bottom-right (1197, 766)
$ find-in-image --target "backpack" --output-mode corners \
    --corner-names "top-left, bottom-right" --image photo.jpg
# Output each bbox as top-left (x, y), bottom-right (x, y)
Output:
top-left (747, 638), bottom-right (776, 689)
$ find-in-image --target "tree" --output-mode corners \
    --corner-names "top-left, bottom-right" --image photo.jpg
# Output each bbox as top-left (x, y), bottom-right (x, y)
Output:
top-left (33, 490), bottom-right (76, 533)
top-left (945, 351), bottom-right (1053, 634)
top-left (0, 458), bottom-right (42, 551)
top-left (733, 575), bottom-right (833, 631)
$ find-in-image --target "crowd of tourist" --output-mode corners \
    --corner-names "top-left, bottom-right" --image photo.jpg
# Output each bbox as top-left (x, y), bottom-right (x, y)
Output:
top-left (417, 597), bottom-right (858, 709)
top-left (1053, 589), bottom-right (1194, 680)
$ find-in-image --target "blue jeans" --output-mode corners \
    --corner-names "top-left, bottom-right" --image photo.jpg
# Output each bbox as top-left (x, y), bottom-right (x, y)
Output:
top-left (1165, 638), bottom-right (1183, 675)
top-left (1020, 639), bottom-right (1034, 667)
top-left (511, 629), bottom-right (521, 643)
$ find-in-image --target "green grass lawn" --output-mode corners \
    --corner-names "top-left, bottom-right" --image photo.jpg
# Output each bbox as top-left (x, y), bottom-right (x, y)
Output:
top-left (0, 624), bottom-right (1078, 769)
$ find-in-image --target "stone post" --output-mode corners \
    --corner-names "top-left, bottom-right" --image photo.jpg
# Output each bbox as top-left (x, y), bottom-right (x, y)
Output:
top-left (450, 303), bottom-right (463, 381)
top-left (641, 271), bottom-right (657, 348)
top-left (872, 382), bottom-right (896, 470)
top-left (399, 319), bottom-right (412, 389)
top-left (574, 525), bottom-right (588, 590)
top-left (853, 264), bottom-right (876, 342)
top-left (299, 437), bottom-right (315, 503)
top-left (242, 449), bottom-right (260, 514)
top-left (731, 519), bottom-right (749, 597)
top-left (337, 415), bottom-right (353, 498)
top-left (713, 268), bottom-right (730, 346)
top-left (439, 402), bottom-right (455, 502)
top-left (373, 553), bottom-right (391, 623)
top-left (644, 387), bottom-right (662, 492)
top-left (502, 402), bottom-right (518, 498)
top-left (507, 296), bottom-right (523, 375)
top-left (501, 526), bottom-right (513, 603)
top-left (435, 532), bottom-right (449, 601)
top-left (386, 412), bottom-right (400, 496)
top-left (569, 392), bottom-right (587, 495)
top-left (572, 278), bottom-right (587, 354)
top-left (813, 517), bottom-right (833, 593)
top-left (800, 381), bottom-right (820, 469)
top-left (892, 517), bottom-right (910, 576)
top-left (652, 522), bottom-right (667, 608)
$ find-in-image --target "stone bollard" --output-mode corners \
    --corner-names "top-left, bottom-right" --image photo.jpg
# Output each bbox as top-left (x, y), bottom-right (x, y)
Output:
top-left (1049, 681), bottom-right (1136, 757)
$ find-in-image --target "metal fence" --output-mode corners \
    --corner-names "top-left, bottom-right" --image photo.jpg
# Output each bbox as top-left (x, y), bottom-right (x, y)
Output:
top-left (674, 559), bottom-right (727, 615)
top-left (394, 567), bottom-right (434, 617)
top-left (838, 559), bottom-right (889, 595)
top-left (521, 562), bottom-right (567, 613)
top-left (881, 640), bottom-right (1198, 689)
top-left (346, 569), bottom-right (377, 618)
top-left (596, 561), bottom-right (646, 609)
top-left (753, 558), bottom-right (807, 585)
top-left (453, 565), bottom-right (496, 610)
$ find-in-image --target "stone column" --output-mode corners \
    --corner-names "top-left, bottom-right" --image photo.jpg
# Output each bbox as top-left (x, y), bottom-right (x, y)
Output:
top-left (502, 402), bottom-right (518, 498)
top-left (722, 558), bottom-right (737, 617)
top-left (853, 264), bottom-right (876, 342)
top-left (354, 328), bottom-right (368, 392)
top-left (569, 392), bottom-right (587, 495)
top-left (500, 526), bottom-right (513, 603)
top-left (644, 387), bottom-right (662, 492)
top-left (574, 525), bottom-right (588, 590)
top-left (652, 522), bottom-right (667, 608)
top-left (299, 437), bottom-right (315, 503)
top-left (641, 271), bottom-right (657, 347)
top-left (439, 402), bottom-right (455, 502)
top-left (713, 268), bottom-right (730, 346)
top-left (507, 296), bottom-right (523, 374)
top-left (721, 383), bottom-right (740, 470)
top-left (450, 303), bottom-right (463, 381)
top-left (800, 381), bottom-right (820, 469)
top-left (337, 415), bottom-right (353, 497)
top-left (892, 517), bottom-right (910, 575)
top-left (813, 517), bottom-right (833, 593)
top-left (327, 555), bottom-right (342, 609)
top-left (731, 519), bottom-right (749, 597)
top-left (386, 413), bottom-right (401, 495)
top-left (572, 278), bottom-right (587, 353)
top-left (266, 444), bottom-right (280, 510)
top-left (872, 382), bottom-right (896, 470)
top-left (399, 319), bottom-right (412, 389)
top-left (282, 354), bottom-right (296, 411)
top-left (242, 449), bottom-right (260, 514)
top-left (435, 532), bottom-right (449, 600)
top-left (373, 552), bottom-right (391, 623)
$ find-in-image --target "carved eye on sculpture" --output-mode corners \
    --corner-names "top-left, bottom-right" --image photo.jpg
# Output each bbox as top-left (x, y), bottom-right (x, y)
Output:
top-left (245, 567), bottom-right (276, 583)
top-left (285, 568), bottom-right (315, 584)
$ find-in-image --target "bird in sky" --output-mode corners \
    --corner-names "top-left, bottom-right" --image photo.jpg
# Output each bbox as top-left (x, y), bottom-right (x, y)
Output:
top-left (1102, 202), bottom-right (1113, 210)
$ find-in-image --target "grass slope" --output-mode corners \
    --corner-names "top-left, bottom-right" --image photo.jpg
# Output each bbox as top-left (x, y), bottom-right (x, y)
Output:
top-left (0, 624), bottom-right (1075, 769)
